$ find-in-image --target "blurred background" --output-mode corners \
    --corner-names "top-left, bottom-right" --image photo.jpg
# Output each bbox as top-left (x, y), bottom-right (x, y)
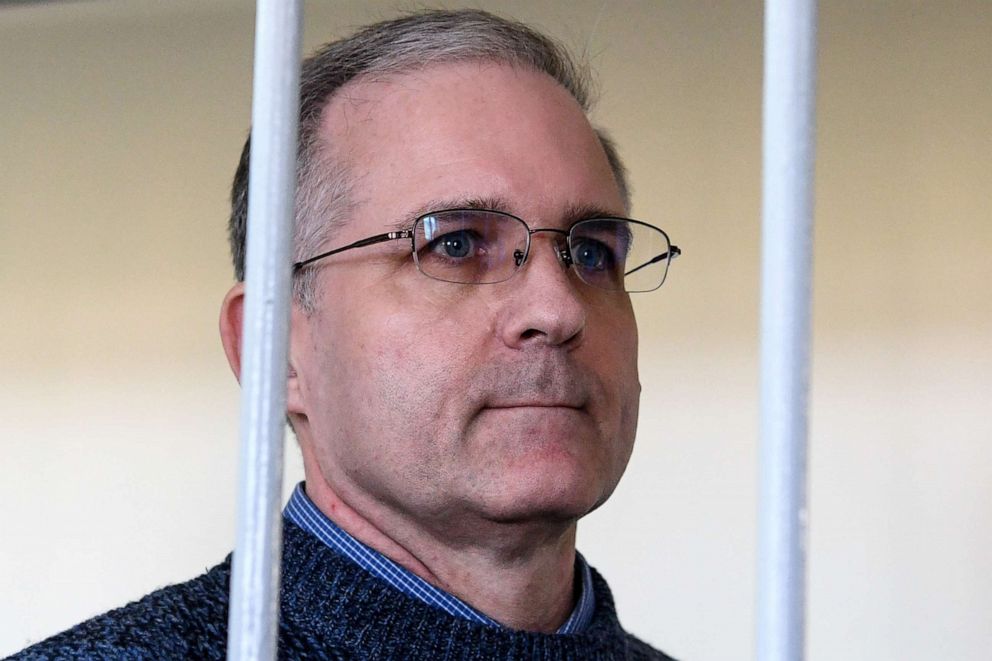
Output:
top-left (1, 1), bottom-right (989, 659)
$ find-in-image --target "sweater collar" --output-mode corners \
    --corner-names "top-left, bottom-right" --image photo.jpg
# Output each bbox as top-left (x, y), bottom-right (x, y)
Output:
top-left (284, 482), bottom-right (595, 633)
top-left (276, 518), bottom-right (646, 659)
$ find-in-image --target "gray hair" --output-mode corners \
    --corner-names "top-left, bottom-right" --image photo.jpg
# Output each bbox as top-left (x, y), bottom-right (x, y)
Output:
top-left (228, 8), bottom-right (630, 312)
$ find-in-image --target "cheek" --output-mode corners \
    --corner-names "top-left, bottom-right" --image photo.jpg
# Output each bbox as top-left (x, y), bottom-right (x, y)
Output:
top-left (302, 311), bottom-right (440, 492)
top-left (591, 301), bottom-right (639, 379)
top-left (589, 304), bottom-right (640, 440)
top-left (332, 306), bottom-right (481, 436)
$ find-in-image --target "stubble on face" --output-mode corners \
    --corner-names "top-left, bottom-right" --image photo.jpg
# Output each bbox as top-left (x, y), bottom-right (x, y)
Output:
top-left (302, 284), bottom-right (638, 544)
top-left (293, 61), bottom-right (641, 546)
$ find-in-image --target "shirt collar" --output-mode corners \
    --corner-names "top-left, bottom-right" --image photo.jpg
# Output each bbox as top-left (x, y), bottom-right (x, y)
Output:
top-left (283, 482), bottom-right (594, 633)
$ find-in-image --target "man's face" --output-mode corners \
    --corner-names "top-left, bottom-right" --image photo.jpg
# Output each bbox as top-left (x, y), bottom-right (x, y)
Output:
top-left (289, 62), bottom-right (640, 540)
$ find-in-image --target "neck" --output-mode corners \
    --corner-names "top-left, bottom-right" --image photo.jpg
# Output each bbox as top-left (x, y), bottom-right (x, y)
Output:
top-left (303, 472), bottom-right (578, 633)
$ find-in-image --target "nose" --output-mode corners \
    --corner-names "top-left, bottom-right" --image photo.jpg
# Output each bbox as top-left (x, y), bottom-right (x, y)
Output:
top-left (498, 233), bottom-right (586, 350)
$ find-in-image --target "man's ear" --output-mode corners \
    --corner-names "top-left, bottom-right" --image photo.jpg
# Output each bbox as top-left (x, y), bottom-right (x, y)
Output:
top-left (221, 283), bottom-right (308, 418)
top-left (219, 282), bottom-right (245, 382)
top-left (286, 305), bottom-right (308, 416)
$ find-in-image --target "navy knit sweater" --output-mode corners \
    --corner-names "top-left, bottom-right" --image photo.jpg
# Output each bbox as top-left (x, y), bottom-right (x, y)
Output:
top-left (9, 521), bottom-right (675, 660)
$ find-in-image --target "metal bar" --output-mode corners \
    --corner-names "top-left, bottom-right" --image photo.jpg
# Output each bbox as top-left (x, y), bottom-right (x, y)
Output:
top-left (226, 1), bottom-right (303, 660)
top-left (756, 1), bottom-right (817, 660)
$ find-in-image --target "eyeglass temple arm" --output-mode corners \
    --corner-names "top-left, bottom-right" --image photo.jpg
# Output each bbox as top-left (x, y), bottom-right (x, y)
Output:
top-left (293, 230), bottom-right (413, 270)
top-left (623, 245), bottom-right (681, 277)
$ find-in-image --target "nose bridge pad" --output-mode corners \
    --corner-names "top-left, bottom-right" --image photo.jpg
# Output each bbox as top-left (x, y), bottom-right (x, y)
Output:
top-left (555, 240), bottom-right (573, 268)
top-left (513, 231), bottom-right (572, 273)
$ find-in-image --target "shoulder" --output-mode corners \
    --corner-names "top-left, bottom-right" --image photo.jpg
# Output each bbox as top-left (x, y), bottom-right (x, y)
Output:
top-left (7, 560), bottom-right (231, 661)
top-left (584, 565), bottom-right (679, 661)
top-left (623, 632), bottom-right (679, 661)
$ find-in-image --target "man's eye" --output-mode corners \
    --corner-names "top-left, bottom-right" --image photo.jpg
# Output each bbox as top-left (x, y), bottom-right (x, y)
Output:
top-left (430, 230), bottom-right (477, 259)
top-left (573, 239), bottom-right (615, 271)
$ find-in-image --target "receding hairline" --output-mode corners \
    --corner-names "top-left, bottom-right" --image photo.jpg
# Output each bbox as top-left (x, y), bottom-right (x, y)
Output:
top-left (304, 58), bottom-right (625, 222)
top-left (315, 59), bottom-right (566, 147)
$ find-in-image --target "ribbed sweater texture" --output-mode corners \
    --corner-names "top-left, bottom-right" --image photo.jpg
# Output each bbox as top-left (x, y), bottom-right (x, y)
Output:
top-left (9, 521), bottom-right (674, 660)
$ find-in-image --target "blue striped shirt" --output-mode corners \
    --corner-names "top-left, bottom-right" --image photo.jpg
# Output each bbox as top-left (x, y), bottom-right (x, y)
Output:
top-left (284, 482), bottom-right (594, 633)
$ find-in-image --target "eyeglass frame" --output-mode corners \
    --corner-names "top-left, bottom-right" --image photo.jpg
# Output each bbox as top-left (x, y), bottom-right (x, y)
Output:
top-left (291, 208), bottom-right (681, 292)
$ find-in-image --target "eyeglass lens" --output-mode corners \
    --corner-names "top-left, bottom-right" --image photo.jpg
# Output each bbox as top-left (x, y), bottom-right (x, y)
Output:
top-left (413, 210), bottom-right (672, 292)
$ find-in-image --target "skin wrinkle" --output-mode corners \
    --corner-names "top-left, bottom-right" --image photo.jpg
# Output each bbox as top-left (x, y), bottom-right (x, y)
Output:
top-left (305, 290), bottom-right (628, 534)
top-left (276, 61), bottom-right (639, 632)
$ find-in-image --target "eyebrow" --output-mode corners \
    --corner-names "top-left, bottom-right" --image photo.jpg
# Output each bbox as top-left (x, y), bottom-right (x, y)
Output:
top-left (388, 196), bottom-right (624, 231)
top-left (559, 202), bottom-right (626, 224)
top-left (388, 195), bottom-right (514, 231)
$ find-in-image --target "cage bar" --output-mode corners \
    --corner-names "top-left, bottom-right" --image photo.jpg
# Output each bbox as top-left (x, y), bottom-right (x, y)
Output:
top-left (226, 1), bottom-right (303, 659)
top-left (757, 1), bottom-right (818, 660)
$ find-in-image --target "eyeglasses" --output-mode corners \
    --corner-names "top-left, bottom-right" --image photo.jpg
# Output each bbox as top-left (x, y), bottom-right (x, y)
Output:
top-left (293, 208), bottom-right (681, 293)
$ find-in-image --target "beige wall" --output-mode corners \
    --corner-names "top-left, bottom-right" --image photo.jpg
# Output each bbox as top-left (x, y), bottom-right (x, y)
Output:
top-left (1, 1), bottom-right (989, 659)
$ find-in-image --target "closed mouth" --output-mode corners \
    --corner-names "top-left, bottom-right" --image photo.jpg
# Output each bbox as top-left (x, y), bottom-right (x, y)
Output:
top-left (485, 403), bottom-right (584, 410)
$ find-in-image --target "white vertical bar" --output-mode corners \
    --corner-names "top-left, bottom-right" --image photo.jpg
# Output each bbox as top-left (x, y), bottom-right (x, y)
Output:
top-left (757, 1), bottom-right (817, 660)
top-left (226, 1), bottom-right (302, 660)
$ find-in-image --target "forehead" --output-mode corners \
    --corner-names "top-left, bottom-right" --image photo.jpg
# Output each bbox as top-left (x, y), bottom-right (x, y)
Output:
top-left (318, 61), bottom-right (624, 233)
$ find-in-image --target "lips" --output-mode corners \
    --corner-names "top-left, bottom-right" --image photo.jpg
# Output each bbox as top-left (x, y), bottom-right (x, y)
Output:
top-left (485, 402), bottom-right (584, 410)
top-left (482, 390), bottom-right (587, 411)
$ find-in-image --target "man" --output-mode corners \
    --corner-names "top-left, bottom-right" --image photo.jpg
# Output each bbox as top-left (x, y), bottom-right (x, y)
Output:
top-left (12, 9), bottom-right (678, 660)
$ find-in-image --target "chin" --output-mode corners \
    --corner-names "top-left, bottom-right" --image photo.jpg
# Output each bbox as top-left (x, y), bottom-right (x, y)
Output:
top-left (464, 412), bottom-right (631, 524)
top-left (482, 502), bottom-right (591, 526)
top-left (479, 463), bottom-right (610, 525)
